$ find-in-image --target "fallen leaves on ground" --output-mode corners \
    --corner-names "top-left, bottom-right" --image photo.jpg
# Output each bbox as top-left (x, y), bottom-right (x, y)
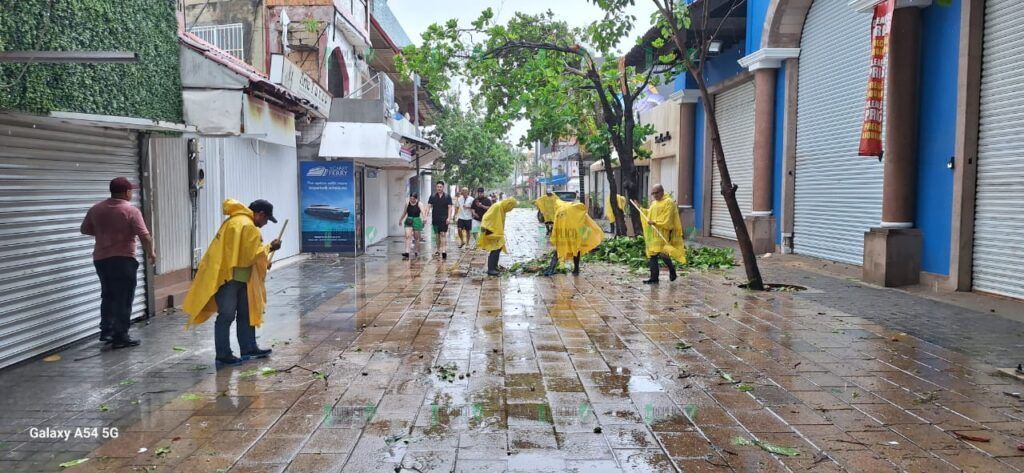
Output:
top-left (732, 436), bottom-right (800, 456)
top-left (43, 354), bottom-right (61, 362)
top-left (59, 458), bottom-right (89, 468)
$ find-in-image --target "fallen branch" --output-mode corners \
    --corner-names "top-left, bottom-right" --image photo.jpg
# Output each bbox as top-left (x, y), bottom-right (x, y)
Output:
top-left (952, 432), bottom-right (990, 443)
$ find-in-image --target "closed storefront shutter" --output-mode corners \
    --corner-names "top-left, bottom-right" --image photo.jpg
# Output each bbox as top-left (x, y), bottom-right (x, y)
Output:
top-left (0, 116), bottom-right (147, 368)
top-left (710, 80), bottom-right (755, 240)
top-left (792, 0), bottom-right (880, 265)
top-left (973, 0), bottom-right (1024, 299)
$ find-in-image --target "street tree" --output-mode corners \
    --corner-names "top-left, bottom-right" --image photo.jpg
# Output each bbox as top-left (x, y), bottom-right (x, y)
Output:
top-left (638, 0), bottom-right (765, 289)
top-left (397, 9), bottom-right (656, 237)
top-left (428, 96), bottom-right (522, 190)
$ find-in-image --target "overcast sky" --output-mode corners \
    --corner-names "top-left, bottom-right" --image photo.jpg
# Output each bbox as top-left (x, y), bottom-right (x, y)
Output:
top-left (388, 0), bottom-right (658, 146)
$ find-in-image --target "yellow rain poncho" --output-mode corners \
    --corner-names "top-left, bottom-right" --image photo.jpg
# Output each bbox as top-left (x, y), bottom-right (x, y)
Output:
top-left (605, 194), bottom-right (626, 223)
top-left (182, 199), bottom-right (271, 328)
top-left (551, 202), bottom-right (604, 262)
top-left (478, 198), bottom-right (518, 252)
top-left (535, 194), bottom-right (560, 224)
top-left (640, 196), bottom-right (686, 263)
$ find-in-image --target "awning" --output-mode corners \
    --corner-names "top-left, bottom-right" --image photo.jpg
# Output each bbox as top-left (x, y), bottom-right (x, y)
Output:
top-left (319, 122), bottom-right (440, 169)
top-left (394, 131), bottom-right (443, 163)
top-left (540, 174), bottom-right (569, 186)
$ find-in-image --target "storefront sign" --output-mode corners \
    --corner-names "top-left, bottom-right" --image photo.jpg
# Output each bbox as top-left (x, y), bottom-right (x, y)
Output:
top-left (858, 0), bottom-right (895, 158)
top-left (270, 54), bottom-right (331, 118)
top-left (300, 160), bottom-right (356, 253)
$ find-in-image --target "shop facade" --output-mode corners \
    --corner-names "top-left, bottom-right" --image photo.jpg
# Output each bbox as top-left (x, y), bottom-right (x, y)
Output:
top-left (665, 0), bottom-right (1018, 298)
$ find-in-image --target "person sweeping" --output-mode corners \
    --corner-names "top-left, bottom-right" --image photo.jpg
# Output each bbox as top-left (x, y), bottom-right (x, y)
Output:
top-left (543, 200), bottom-right (603, 276)
top-left (182, 199), bottom-right (281, 365)
top-left (478, 197), bottom-right (519, 276)
top-left (634, 184), bottom-right (686, 284)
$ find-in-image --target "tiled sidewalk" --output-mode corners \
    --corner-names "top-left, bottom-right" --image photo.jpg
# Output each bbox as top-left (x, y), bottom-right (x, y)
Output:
top-left (1, 209), bottom-right (1023, 472)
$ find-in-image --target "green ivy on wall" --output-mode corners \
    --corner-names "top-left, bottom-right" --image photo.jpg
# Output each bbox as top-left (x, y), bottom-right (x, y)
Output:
top-left (0, 0), bottom-right (183, 122)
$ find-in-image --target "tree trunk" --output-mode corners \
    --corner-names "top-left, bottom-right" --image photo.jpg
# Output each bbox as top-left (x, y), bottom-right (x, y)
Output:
top-left (602, 154), bottom-right (627, 236)
top-left (693, 72), bottom-right (765, 290)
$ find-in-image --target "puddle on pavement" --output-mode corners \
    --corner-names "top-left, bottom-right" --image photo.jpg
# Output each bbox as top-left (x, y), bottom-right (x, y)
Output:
top-left (627, 376), bottom-right (665, 393)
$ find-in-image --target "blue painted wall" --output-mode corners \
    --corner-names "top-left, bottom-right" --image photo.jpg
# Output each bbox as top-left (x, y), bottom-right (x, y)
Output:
top-left (746, 0), bottom-right (771, 54)
top-left (773, 63), bottom-right (786, 245)
top-left (702, 43), bottom-right (747, 87)
top-left (694, 99), bottom-right (706, 231)
top-left (915, 1), bottom-right (960, 276)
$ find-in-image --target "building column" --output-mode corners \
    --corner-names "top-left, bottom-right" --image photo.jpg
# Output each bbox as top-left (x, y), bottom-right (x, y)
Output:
top-left (738, 48), bottom-right (800, 253)
top-left (676, 96), bottom-right (697, 232)
top-left (863, 3), bottom-right (926, 287)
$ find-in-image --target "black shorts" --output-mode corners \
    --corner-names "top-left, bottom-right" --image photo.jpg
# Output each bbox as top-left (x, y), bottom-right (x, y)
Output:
top-left (457, 219), bottom-right (472, 231)
top-left (432, 220), bottom-right (449, 234)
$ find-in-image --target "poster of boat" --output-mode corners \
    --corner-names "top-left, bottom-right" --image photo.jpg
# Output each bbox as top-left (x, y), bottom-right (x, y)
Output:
top-left (299, 160), bottom-right (356, 253)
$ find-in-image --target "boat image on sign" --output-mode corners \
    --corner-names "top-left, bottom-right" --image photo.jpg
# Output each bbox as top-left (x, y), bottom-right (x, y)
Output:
top-left (304, 205), bottom-right (351, 221)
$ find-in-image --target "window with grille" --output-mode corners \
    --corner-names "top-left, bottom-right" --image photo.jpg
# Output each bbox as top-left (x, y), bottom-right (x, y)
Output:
top-left (191, 23), bottom-right (245, 59)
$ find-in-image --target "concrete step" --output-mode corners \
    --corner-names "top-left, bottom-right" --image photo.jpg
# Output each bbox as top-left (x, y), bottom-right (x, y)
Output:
top-left (154, 278), bottom-right (192, 311)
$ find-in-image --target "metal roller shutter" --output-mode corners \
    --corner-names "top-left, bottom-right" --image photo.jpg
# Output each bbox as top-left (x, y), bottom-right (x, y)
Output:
top-left (0, 116), bottom-right (147, 368)
top-left (710, 80), bottom-right (755, 240)
top-left (973, 0), bottom-right (1024, 299)
top-left (793, 0), bottom-right (880, 265)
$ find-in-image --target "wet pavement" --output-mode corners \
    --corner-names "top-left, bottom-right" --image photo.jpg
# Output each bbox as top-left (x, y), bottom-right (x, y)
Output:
top-left (2, 209), bottom-right (1024, 472)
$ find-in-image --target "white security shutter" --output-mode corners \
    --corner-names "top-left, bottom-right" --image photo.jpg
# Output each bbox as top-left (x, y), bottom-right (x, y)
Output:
top-left (973, 0), bottom-right (1024, 299)
top-left (197, 138), bottom-right (300, 261)
top-left (661, 157), bottom-right (678, 199)
top-left (711, 80), bottom-right (756, 240)
top-left (0, 116), bottom-right (147, 368)
top-left (792, 0), bottom-right (880, 265)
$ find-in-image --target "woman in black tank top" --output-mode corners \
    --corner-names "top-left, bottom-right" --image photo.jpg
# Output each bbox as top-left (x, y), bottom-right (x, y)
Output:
top-left (399, 194), bottom-right (424, 259)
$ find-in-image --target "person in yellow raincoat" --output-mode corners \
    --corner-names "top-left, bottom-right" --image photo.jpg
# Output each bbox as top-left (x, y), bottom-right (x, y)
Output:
top-left (543, 201), bottom-right (604, 276)
top-left (182, 199), bottom-right (281, 365)
top-left (605, 193), bottom-right (627, 234)
top-left (535, 192), bottom-right (559, 236)
top-left (479, 197), bottom-right (518, 276)
top-left (640, 184), bottom-right (685, 284)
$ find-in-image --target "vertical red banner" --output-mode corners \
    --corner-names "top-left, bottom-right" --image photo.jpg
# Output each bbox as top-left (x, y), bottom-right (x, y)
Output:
top-left (859, 0), bottom-right (896, 158)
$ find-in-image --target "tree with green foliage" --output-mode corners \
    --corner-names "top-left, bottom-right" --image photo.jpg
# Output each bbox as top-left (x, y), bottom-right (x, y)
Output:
top-left (428, 97), bottom-right (522, 190)
top-left (397, 8), bottom-right (656, 237)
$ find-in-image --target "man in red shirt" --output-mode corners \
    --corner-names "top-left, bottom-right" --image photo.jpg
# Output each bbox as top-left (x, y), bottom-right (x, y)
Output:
top-left (81, 177), bottom-right (156, 349)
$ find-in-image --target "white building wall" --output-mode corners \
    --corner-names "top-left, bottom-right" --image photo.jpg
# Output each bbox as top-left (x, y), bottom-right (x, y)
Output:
top-left (387, 169), bottom-right (413, 237)
top-left (363, 167), bottom-right (388, 246)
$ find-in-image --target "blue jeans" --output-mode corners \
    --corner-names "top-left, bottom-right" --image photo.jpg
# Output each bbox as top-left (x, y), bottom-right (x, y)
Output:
top-left (214, 281), bottom-right (257, 357)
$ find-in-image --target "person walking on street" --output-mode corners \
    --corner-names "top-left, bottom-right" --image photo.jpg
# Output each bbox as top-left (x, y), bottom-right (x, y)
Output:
top-left (183, 199), bottom-right (281, 365)
top-left (640, 184), bottom-right (685, 284)
top-left (478, 197), bottom-right (518, 276)
top-left (456, 187), bottom-right (474, 249)
top-left (426, 182), bottom-right (454, 259)
top-left (399, 193), bottom-right (425, 259)
top-left (470, 187), bottom-right (492, 247)
top-left (80, 177), bottom-right (156, 349)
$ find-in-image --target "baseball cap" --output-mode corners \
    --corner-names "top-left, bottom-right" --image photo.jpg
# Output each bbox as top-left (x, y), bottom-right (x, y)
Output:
top-left (109, 177), bottom-right (138, 194)
top-left (248, 199), bottom-right (278, 223)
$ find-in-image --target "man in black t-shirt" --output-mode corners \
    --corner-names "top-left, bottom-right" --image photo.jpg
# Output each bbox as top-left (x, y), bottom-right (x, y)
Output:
top-left (470, 187), bottom-right (492, 247)
top-left (426, 181), bottom-right (454, 259)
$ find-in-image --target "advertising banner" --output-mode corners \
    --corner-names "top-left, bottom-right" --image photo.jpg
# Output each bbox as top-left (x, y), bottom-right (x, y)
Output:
top-left (300, 160), bottom-right (356, 253)
top-left (858, 0), bottom-right (896, 158)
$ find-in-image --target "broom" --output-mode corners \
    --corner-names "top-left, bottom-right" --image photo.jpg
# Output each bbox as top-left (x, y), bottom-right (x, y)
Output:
top-left (267, 219), bottom-right (289, 265)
